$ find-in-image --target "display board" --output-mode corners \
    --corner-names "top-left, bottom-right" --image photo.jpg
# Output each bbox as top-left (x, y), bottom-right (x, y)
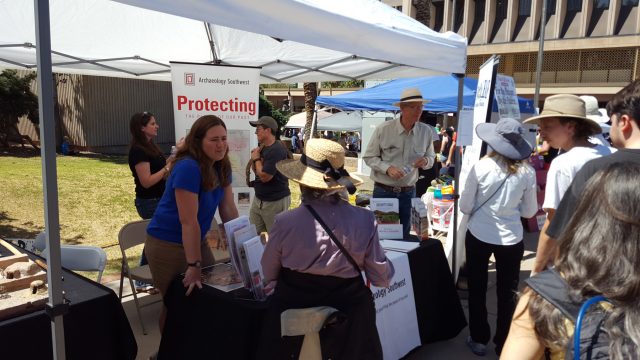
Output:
top-left (170, 63), bottom-right (260, 217)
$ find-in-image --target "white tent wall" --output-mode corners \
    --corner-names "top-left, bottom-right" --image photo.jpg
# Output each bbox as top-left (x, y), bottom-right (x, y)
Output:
top-left (11, 0), bottom-right (468, 356)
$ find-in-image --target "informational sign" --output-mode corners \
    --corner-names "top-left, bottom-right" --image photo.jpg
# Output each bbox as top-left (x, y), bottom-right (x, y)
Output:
top-left (455, 110), bottom-right (475, 146)
top-left (170, 63), bottom-right (261, 217)
top-left (371, 250), bottom-right (420, 360)
top-left (494, 74), bottom-right (521, 120)
top-left (447, 55), bottom-right (499, 281)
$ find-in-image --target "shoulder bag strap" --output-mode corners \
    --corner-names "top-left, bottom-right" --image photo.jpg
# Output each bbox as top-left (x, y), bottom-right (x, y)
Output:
top-left (304, 205), bottom-right (362, 276)
top-left (470, 173), bottom-right (512, 215)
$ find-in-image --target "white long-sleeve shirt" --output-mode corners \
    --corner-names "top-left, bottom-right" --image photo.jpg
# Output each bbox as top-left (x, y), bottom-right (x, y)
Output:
top-left (460, 156), bottom-right (538, 246)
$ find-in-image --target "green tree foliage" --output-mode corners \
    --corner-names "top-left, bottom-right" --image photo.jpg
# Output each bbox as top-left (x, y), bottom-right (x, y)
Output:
top-left (321, 80), bottom-right (364, 89)
top-left (0, 70), bottom-right (39, 146)
top-left (258, 94), bottom-right (289, 130)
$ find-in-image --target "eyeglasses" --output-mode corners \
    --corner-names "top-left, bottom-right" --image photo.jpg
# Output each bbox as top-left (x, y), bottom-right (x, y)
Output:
top-left (254, 126), bottom-right (264, 134)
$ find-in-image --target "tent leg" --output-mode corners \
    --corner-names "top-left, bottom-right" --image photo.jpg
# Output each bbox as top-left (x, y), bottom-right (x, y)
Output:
top-left (34, 0), bottom-right (66, 358)
top-left (452, 73), bottom-right (465, 284)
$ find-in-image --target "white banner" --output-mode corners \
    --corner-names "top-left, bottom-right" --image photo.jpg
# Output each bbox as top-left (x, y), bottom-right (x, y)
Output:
top-left (494, 74), bottom-right (521, 120)
top-left (371, 250), bottom-right (420, 360)
top-left (170, 63), bottom-right (261, 217)
top-left (449, 56), bottom-right (498, 280)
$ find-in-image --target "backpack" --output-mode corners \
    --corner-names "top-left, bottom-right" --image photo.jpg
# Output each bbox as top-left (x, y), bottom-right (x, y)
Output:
top-left (526, 270), bottom-right (612, 360)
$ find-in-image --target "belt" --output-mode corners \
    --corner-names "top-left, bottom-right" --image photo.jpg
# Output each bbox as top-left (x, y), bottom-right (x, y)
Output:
top-left (374, 182), bottom-right (414, 193)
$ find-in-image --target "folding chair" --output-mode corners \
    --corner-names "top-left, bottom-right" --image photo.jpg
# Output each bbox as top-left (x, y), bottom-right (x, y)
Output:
top-left (117, 219), bottom-right (156, 335)
top-left (38, 233), bottom-right (108, 283)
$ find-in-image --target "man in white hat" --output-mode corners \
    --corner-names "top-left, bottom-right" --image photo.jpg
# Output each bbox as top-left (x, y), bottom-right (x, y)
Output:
top-left (545, 79), bottom-right (640, 268)
top-left (523, 94), bottom-right (615, 274)
top-left (363, 88), bottom-right (436, 239)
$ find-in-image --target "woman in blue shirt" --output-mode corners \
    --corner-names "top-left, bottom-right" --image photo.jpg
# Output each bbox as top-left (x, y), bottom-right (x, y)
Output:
top-left (145, 115), bottom-right (239, 332)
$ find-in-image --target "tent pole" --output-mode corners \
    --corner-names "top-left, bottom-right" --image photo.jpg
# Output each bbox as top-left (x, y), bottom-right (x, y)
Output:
top-left (310, 104), bottom-right (319, 137)
top-left (452, 73), bottom-right (464, 284)
top-left (204, 22), bottom-right (220, 63)
top-left (34, 0), bottom-right (66, 358)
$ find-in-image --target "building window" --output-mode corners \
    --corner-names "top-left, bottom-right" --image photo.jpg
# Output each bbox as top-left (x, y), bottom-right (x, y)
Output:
top-left (622, 0), bottom-right (638, 6)
top-left (546, 0), bottom-right (557, 15)
top-left (519, 0), bottom-right (532, 16)
top-left (568, 0), bottom-right (582, 11)
top-left (594, 0), bottom-right (610, 9)
top-left (496, 0), bottom-right (507, 18)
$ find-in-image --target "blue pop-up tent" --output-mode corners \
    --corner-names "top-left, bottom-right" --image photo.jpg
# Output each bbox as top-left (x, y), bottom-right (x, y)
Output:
top-left (316, 75), bottom-right (535, 114)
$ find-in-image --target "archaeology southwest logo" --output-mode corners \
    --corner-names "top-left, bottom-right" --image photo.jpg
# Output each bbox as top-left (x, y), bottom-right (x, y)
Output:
top-left (184, 73), bottom-right (195, 86)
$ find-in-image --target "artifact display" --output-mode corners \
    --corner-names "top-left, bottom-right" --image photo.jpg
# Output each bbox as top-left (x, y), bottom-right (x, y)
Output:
top-left (0, 238), bottom-right (48, 320)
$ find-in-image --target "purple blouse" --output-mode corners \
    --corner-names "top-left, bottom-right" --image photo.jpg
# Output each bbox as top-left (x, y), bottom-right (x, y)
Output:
top-left (261, 197), bottom-right (395, 288)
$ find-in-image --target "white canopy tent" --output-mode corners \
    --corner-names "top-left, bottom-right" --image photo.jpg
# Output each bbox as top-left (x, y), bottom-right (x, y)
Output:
top-left (286, 111), bottom-right (362, 131)
top-left (0, 0), bottom-right (467, 82)
top-left (3, 1), bottom-right (468, 358)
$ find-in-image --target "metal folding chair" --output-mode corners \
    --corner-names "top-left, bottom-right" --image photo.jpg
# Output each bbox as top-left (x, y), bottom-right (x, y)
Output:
top-left (117, 219), bottom-right (156, 335)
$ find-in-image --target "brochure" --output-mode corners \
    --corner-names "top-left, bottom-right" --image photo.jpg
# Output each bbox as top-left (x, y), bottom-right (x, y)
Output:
top-left (200, 263), bottom-right (244, 292)
top-left (370, 198), bottom-right (403, 239)
top-left (234, 225), bottom-right (258, 288)
top-left (223, 215), bottom-right (251, 277)
top-left (242, 236), bottom-right (267, 300)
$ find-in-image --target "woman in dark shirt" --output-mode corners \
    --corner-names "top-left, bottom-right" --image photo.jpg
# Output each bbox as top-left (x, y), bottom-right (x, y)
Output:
top-left (128, 111), bottom-right (172, 219)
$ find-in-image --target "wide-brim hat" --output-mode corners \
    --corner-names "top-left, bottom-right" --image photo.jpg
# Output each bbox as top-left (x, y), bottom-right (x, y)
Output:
top-left (580, 95), bottom-right (610, 124)
top-left (523, 94), bottom-right (602, 135)
top-left (476, 118), bottom-right (533, 160)
top-left (392, 87), bottom-right (431, 107)
top-left (276, 138), bottom-right (363, 193)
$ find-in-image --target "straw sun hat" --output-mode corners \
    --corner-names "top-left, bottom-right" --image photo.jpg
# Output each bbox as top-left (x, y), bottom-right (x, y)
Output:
top-left (276, 138), bottom-right (363, 194)
top-left (523, 94), bottom-right (602, 135)
top-left (392, 88), bottom-right (431, 107)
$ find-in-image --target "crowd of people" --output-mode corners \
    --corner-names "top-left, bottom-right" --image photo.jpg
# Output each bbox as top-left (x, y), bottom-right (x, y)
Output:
top-left (125, 78), bottom-right (640, 359)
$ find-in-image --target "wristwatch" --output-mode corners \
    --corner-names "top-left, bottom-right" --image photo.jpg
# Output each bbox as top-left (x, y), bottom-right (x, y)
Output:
top-left (187, 260), bottom-right (201, 268)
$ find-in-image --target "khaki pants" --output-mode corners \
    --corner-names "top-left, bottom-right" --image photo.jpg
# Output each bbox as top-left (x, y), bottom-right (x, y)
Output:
top-left (144, 234), bottom-right (215, 296)
top-left (249, 195), bottom-right (291, 233)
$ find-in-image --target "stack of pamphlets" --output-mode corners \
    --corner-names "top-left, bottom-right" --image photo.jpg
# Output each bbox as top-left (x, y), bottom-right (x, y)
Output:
top-left (222, 216), bottom-right (267, 300)
top-left (201, 263), bottom-right (244, 292)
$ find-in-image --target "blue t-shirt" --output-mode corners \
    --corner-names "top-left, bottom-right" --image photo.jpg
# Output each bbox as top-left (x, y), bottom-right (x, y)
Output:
top-left (147, 158), bottom-right (227, 244)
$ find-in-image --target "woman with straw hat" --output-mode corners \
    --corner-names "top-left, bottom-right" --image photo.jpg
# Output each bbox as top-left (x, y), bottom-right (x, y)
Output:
top-left (523, 94), bottom-right (615, 275)
top-left (259, 138), bottom-right (395, 360)
top-left (460, 118), bottom-right (538, 356)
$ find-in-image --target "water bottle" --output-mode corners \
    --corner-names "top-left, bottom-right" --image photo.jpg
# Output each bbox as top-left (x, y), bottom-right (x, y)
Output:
top-left (170, 146), bottom-right (177, 156)
top-left (402, 164), bottom-right (413, 175)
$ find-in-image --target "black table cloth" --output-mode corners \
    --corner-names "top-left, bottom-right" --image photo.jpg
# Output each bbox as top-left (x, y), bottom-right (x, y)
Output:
top-left (159, 238), bottom-right (466, 359)
top-left (0, 252), bottom-right (137, 360)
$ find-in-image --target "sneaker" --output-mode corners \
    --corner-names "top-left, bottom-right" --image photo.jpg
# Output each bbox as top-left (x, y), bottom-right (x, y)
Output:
top-left (466, 336), bottom-right (487, 356)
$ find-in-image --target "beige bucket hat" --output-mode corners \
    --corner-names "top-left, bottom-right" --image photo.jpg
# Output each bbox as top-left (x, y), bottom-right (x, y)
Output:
top-left (580, 95), bottom-right (609, 124)
top-left (523, 94), bottom-right (602, 135)
top-left (392, 88), bottom-right (431, 107)
top-left (276, 138), bottom-right (363, 194)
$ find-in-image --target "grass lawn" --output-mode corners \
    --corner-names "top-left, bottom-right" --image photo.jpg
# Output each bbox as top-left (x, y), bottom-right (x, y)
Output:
top-left (1, 150), bottom-right (362, 280)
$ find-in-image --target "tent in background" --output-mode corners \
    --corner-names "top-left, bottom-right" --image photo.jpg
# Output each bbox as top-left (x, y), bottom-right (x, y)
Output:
top-left (316, 75), bottom-right (535, 114)
top-left (286, 111), bottom-right (362, 131)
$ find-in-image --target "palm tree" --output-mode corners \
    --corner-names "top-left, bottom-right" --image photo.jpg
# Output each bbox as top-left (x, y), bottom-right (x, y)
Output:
top-left (302, 82), bottom-right (318, 144)
top-left (413, 0), bottom-right (431, 27)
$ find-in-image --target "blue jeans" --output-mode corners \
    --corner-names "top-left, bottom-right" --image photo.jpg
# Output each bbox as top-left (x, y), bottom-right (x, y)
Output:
top-left (134, 197), bottom-right (159, 286)
top-left (372, 185), bottom-right (415, 240)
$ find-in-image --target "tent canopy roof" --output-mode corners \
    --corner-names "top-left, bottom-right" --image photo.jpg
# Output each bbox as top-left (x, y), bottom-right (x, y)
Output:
top-left (0, 0), bottom-right (467, 82)
top-left (316, 75), bottom-right (535, 113)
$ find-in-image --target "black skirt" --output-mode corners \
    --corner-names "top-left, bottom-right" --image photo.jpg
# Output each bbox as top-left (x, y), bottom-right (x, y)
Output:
top-left (257, 268), bottom-right (382, 360)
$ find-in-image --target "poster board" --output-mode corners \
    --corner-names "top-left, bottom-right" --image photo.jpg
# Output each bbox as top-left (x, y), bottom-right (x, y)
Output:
top-left (447, 56), bottom-right (499, 281)
top-left (170, 63), bottom-right (261, 218)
